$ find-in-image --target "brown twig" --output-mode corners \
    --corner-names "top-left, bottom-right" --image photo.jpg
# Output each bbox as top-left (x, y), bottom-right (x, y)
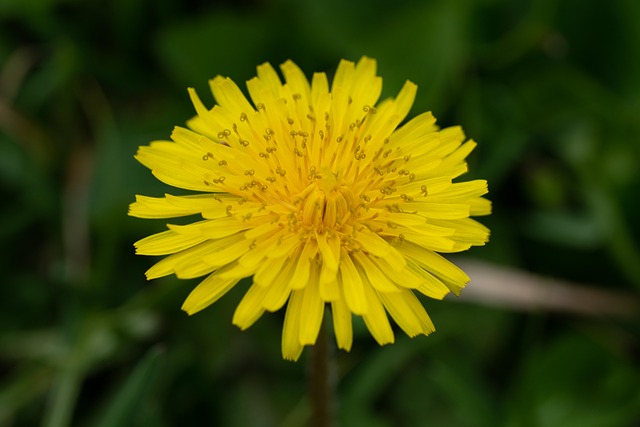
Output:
top-left (452, 258), bottom-right (640, 318)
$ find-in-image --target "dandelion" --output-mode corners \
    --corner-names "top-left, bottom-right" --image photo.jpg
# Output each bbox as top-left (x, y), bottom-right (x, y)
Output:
top-left (130, 57), bottom-right (491, 361)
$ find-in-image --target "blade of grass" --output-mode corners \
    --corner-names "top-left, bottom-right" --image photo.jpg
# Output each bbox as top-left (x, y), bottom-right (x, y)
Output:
top-left (92, 346), bottom-right (165, 427)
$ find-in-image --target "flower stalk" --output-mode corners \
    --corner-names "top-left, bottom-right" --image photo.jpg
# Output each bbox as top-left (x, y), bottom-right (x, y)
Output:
top-left (310, 317), bottom-right (335, 427)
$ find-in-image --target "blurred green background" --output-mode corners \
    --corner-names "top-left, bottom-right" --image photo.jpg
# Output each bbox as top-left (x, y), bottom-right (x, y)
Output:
top-left (1, 0), bottom-right (639, 426)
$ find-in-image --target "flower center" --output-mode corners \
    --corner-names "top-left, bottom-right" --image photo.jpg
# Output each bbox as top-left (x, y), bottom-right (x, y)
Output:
top-left (293, 172), bottom-right (359, 236)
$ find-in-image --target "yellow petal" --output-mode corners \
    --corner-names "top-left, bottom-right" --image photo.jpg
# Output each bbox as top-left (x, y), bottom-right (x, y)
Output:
top-left (361, 280), bottom-right (394, 345)
top-left (392, 80), bottom-right (417, 124)
top-left (266, 234), bottom-right (301, 259)
top-left (239, 228), bottom-right (287, 269)
top-left (316, 232), bottom-right (340, 271)
top-left (319, 263), bottom-right (340, 301)
top-left (262, 257), bottom-right (296, 312)
top-left (469, 197), bottom-right (492, 216)
top-left (280, 60), bottom-right (311, 102)
top-left (232, 283), bottom-right (268, 330)
top-left (209, 76), bottom-right (254, 116)
top-left (405, 259), bottom-right (450, 299)
top-left (310, 72), bottom-right (329, 105)
top-left (425, 180), bottom-right (488, 202)
top-left (144, 237), bottom-right (241, 279)
top-left (169, 217), bottom-right (254, 239)
top-left (389, 111), bottom-right (437, 146)
top-left (282, 289), bottom-right (304, 361)
top-left (254, 253), bottom-right (289, 287)
top-left (290, 241), bottom-right (318, 290)
top-left (331, 296), bottom-right (353, 351)
top-left (399, 202), bottom-right (470, 220)
top-left (129, 195), bottom-right (200, 219)
top-left (437, 140), bottom-right (477, 174)
top-left (353, 228), bottom-right (391, 257)
top-left (430, 218), bottom-right (490, 246)
top-left (134, 230), bottom-right (206, 256)
top-left (339, 250), bottom-right (368, 315)
top-left (200, 237), bottom-right (253, 268)
top-left (299, 269), bottom-right (325, 345)
top-left (182, 266), bottom-right (242, 315)
top-left (256, 62), bottom-right (283, 95)
top-left (399, 242), bottom-right (470, 295)
top-left (379, 289), bottom-right (435, 337)
top-left (351, 251), bottom-right (399, 293)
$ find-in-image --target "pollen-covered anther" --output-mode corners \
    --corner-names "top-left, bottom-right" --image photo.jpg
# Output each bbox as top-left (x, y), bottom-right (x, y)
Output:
top-left (391, 233), bottom-right (405, 245)
top-left (217, 129), bottom-right (231, 139)
top-left (380, 185), bottom-right (396, 195)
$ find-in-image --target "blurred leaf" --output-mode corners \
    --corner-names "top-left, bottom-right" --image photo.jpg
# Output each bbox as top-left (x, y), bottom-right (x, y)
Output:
top-left (154, 11), bottom-right (276, 90)
top-left (350, 0), bottom-right (474, 112)
top-left (521, 211), bottom-right (604, 249)
top-left (0, 365), bottom-right (52, 426)
top-left (341, 339), bottom-right (417, 427)
top-left (505, 333), bottom-right (640, 427)
top-left (41, 362), bottom-right (83, 427)
top-left (0, 329), bottom-right (66, 362)
top-left (91, 346), bottom-right (165, 427)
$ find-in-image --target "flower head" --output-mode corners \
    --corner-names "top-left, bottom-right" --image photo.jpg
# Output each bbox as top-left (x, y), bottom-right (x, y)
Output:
top-left (130, 57), bottom-right (491, 361)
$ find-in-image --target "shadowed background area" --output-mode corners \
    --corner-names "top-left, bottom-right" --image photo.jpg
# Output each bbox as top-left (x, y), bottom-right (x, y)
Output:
top-left (1, 0), bottom-right (639, 426)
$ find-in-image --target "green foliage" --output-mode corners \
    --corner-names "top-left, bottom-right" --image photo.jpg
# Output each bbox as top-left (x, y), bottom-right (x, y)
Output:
top-left (1, 0), bottom-right (638, 425)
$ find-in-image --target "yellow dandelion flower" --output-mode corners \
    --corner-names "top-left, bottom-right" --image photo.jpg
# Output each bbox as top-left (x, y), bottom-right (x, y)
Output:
top-left (130, 57), bottom-right (491, 361)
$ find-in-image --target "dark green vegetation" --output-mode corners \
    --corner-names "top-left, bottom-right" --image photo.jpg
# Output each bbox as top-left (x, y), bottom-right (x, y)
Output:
top-left (1, 0), bottom-right (639, 426)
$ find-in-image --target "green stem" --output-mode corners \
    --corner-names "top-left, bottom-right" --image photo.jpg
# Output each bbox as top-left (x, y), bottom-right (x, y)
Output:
top-left (310, 319), bottom-right (335, 427)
